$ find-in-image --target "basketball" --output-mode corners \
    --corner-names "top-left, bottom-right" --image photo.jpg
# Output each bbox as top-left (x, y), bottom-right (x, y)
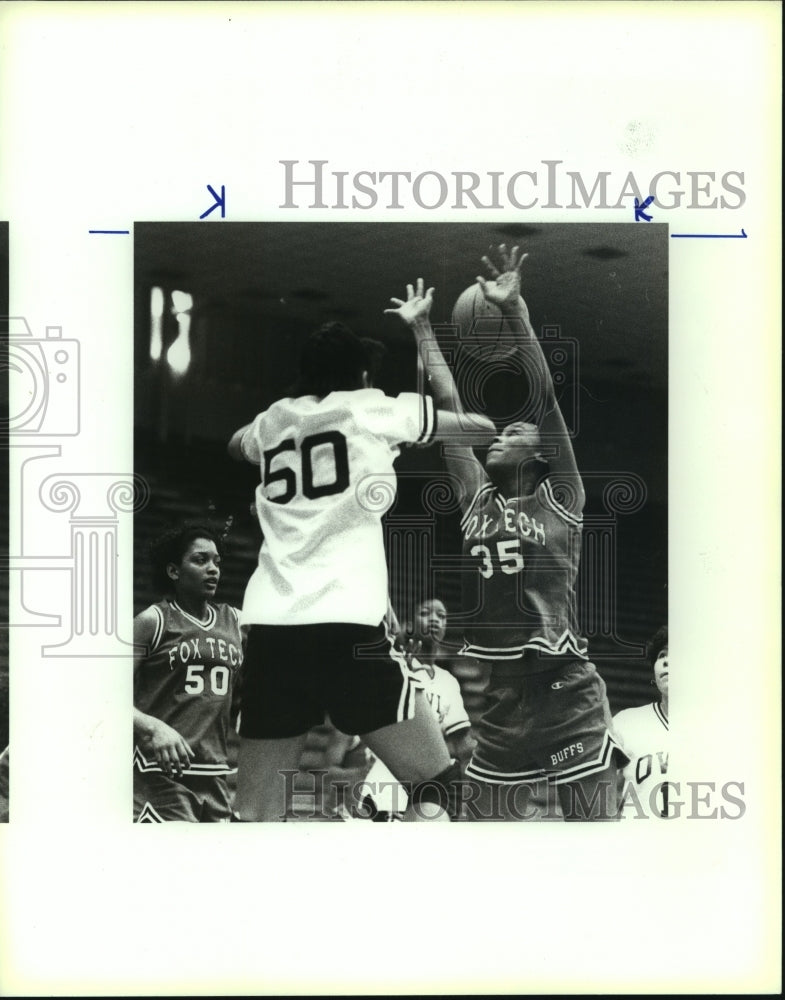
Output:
top-left (450, 283), bottom-right (525, 361)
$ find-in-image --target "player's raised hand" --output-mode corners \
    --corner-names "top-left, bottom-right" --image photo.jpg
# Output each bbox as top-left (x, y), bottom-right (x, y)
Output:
top-left (384, 278), bottom-right (435, 326)
top-left (477, 244), bottom-right (529, 310)
top-left (143, 717), bottom-right (194, 777)
top-left (394, 629), bottom-right (423, 669)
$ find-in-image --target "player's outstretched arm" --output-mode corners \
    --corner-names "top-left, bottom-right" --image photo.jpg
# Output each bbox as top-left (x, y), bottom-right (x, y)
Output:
top-left (385, 279), bottom-right (491, 512)
top-left (479, 245), bottom-right (584, 510)
top-left (132, 608), bottom-right (194, 777)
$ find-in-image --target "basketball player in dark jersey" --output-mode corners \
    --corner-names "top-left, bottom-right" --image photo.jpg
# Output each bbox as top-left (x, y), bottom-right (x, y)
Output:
top-left (406, 248), bottom-right (627, 820)
top-left (133, 523), bottom-right (245, 822)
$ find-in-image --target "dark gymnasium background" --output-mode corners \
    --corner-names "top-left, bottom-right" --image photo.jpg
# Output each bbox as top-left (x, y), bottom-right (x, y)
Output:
top-left (133, 222), bottom-right (667, 744)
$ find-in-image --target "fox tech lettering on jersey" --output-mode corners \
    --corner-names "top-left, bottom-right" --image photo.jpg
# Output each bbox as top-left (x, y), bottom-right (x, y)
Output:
top-left (463, 508), bottom-right (546, 545)
top-left (167, 637), bottom-right (243, 669)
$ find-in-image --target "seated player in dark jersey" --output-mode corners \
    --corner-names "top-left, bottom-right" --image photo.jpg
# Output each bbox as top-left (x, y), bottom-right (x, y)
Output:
top-left (228, 292), bottom-right (496, 822)
top-left (401, 246), bottom-right (628, 820)
top-left (133, 523), bottom-right (245, 822)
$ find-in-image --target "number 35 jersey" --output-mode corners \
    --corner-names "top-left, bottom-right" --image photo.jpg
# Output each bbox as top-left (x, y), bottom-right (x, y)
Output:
top-left (133, 600), bottom-right (243, 776)
top-left (460, 478), bottom-right (588, 662)
top-left (239, 389), bottom-right (436, 626)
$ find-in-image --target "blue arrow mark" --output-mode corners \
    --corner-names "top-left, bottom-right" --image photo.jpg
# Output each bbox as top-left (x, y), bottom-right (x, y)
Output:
top-left (200, 184), bottom-right (226, 219)
top-left (634, 196), bottom-right (655, 222)
top-left (671, 229), bottom-right (748, 239)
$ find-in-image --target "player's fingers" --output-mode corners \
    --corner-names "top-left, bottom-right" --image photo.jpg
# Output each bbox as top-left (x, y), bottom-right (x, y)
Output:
top-left (498, 243), bottom-right (509, 268)
top-left (406, 283), bottom-right (414, 300)
top-left (416, 277), bottom-right (424, 297)
top-left (481, 256), bottom-right (500, 278)
top-left (425, 286), bottom-right (435, 302)
top-left (516, 252), bottom-right (529, 272)
top-left (388, 297), bottom-right (405, 307)
top-left (158, 747), bottom-right (175, 776)
top-left (476, 276), bottom-right (488, 292)
top-left (509, 245), bottom-right (520, 269)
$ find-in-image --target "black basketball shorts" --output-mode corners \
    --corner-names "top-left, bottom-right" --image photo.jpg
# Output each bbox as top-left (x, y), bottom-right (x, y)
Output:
top-left (238, 622), bottom-right (419, 739)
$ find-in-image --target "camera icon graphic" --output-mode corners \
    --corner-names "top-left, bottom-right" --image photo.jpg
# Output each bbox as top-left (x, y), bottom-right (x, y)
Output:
top-left (2, 317), bottom-right (80, 436)
top-left (539, 324), bottom-right (579, 437)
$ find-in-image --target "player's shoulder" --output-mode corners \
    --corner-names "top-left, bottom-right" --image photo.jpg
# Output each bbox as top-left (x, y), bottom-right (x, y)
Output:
top-left (259, 395), bottom-right (300, 422)
top-left (430, 664), bottom-right (463, 699)
top-left (212, 602), bottom-right (242, 626)
top-left (133, 602), bottom-right (167, 650)
top-left (534, 476), bottom-right (584, 523)
top-left (460, 480), bottom-right (498, 524)
top-left (612, 704), bottom-right (648, 727)
top-left (330, 387), bottom-right (391, 410)
top-left (432, 662), bottom-right (459, 686)
top-left (134, 601), bottom-right (165, 628)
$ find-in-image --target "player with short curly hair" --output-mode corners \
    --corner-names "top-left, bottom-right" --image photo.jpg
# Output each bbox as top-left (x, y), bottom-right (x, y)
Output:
top-left (133, 522), bottom-right (244, 822)
top-left (614, 626), bottom-right (670, 818)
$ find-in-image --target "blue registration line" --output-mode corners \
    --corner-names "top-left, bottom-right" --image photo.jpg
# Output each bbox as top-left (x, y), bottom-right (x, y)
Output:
top-left (671, 229), bottom-right (747, 239)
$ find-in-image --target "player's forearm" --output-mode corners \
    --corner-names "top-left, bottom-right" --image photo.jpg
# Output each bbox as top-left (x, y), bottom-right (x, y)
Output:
top-left (506, 300), bottom-right (582, 483)
top-left (410, 318), bottom-right (462, 413)
top-left (133, 708), bottom-right (158, 740)
top-left (502, 295), bottom-right (537, 344)
top-left (447, 729), bottom-right (477, 770)
top-left (384, 597), bottom-right (402, 637)
top-left (411, 319), bottom-right (493, 495)
top-left (227, 424), bottom-right (251, 462)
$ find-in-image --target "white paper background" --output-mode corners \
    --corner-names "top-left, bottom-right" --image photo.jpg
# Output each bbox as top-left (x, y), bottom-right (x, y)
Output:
top-left (0, 1), bottom-right (781, 994)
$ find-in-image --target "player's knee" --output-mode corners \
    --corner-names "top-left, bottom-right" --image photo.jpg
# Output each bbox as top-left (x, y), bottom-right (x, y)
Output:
top-left (409, 760), bottom-right (463, 821)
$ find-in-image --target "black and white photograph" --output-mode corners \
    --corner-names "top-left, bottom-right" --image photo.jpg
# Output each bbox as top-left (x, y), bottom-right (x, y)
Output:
top-left (132, 221), bottom-right (668, 824)
top-left (1, 2), bottom-right (780, 994)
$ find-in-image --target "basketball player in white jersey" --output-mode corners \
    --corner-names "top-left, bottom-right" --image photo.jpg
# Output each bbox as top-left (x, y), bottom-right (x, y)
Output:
top-left (360, 597), bottom-right (475, 820)
top-left (614, 626), bottom-right (671, 818)
top-left (228, 287), bottom-right (496, 822)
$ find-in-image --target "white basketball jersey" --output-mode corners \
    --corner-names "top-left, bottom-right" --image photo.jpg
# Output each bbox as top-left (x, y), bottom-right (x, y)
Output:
top-left (613, 701), bottom-right (670, 818)
top-left (240, 389), bottom-right (436, 626)
top-left (364, 660), bottom-right (471, 813)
